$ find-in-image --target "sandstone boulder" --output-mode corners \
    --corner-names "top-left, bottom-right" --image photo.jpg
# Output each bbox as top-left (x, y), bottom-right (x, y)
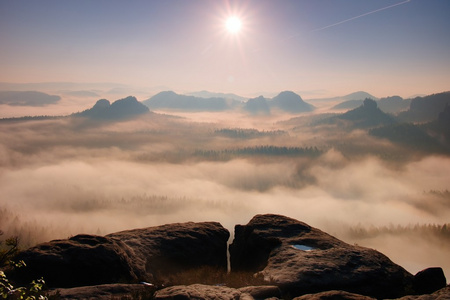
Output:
top-left (229, 214), bottom-right (414, 299)
top-left (15, 221), bottom-right (229, 287)
top-left (413, 267), bottom-right (447, 295)
top-left (14, 234), bottom-right (144, 287)
top-left (108, 221), bottom-right (229, 279)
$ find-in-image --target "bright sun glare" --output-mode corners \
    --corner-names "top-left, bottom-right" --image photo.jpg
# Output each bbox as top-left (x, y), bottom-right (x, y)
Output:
top-left (226, 16), bottom-right (242, 34)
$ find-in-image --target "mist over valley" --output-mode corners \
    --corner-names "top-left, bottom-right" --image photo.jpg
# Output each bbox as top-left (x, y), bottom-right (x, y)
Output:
top-left (1, 87), bottom-right (449, 279)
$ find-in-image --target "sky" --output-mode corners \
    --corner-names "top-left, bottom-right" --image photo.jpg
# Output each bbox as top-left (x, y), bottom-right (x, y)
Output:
top-left (1, 0), bottom-right (449, 98)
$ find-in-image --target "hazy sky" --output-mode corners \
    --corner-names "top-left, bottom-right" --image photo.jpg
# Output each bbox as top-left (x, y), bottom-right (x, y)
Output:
top-left (1, 0), bottom-right (449, 98)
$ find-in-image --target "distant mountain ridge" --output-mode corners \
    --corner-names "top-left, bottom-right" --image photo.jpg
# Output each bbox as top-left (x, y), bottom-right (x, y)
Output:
top-left (2, 87), bottom-right (448, 125)
top-left (338, 98), bottom-right (396, 128)
top-left (243, 91), bottom-right (315, 115)
top-left (0, 91), bottom-right (61, 106)
top-left (397, 92), bottom-right (450, 123)
top-left (309, 91), bottom-right (378, 103)
top-left (145, 90), bottom-right (314, 114)
top-left (377, 96), bottom-right (411, 114)
top-left (332, 99), bottom-right (364, 110)
top-left (333, 95), bottom-right (411, 114)
top-left (425, 103), bottom-right (450, 149)
top-left (319, 98), bottom-right (396, 129)
top-left (331, 92), bottom-right (450, 122)
top-left (61, 90), bottom-right (100, 98)
top-left (186, 90), bottom-right (247, 102)
top-left (143, 91), bottom-right (239, 111)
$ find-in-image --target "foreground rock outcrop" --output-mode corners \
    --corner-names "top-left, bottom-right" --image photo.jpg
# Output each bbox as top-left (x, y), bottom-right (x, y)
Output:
top-left (230, 214), bottom-right (415, 299)
top-left (9, 214), bottom-right (447, 299)
top-left (14, 221), bottom-right (229, 287)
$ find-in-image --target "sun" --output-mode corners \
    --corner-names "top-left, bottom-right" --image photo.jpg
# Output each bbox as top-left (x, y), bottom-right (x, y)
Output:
top-left (225, 16), bottom-right (242, 34)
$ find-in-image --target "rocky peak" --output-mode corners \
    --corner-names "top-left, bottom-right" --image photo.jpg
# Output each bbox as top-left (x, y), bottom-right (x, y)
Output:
top-left (92, 99), bottom-right (110, 109)
top-left (244, 96), bottom-right (270, 115)
top-left (270, 91), bottom-right (314, 113)
top-left (362, 98), bottom-right (377, 110)
top-left (75, 96), bottom-right (149, 120)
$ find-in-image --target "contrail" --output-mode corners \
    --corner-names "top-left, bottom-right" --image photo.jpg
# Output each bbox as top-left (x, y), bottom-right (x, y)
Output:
top-left (312, 0), bottom-right (411, 32)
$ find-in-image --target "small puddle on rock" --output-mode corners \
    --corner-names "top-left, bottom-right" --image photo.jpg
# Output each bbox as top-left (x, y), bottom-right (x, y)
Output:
top-left (292, 244), bottom-right (315, 251)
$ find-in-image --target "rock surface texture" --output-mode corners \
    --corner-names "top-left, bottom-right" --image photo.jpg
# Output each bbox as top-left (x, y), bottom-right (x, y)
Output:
top-left (393, 285), bottom-right (450, 299)
top-left (153, 284), bottom-right (281, 300)
top-left (230, 214), bottom-right (415, 299)
top-left (153, 284), bottom-right (241, 300)
top-left (15, 221), bottom-right (229, 287)
top-left (238, 285), bottom-right (282, 299)
top-left (293, 290), bottom-right (377, 300)
top-left (107, 221), bottom-right (229, 279)
top-left (52, 283), bottom-right (155, 299)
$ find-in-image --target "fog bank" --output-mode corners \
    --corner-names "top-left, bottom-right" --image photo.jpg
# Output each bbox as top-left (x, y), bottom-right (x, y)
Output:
top-left (1, 114), bottom-right (449, 277)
